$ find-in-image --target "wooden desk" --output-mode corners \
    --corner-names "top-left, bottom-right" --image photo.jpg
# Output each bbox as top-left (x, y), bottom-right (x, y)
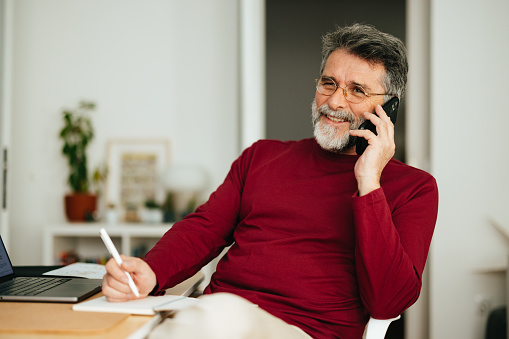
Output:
top-left (0, 273), bottom-right (203, 339)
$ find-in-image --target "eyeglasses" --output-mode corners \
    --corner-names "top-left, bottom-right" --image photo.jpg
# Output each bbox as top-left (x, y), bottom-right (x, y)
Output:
top-left (315, 76), bottom-right (391, 104)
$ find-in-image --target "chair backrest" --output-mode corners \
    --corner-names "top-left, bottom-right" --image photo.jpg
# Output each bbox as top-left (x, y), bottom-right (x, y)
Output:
top-left (363, 315), bottom-right (401, 339)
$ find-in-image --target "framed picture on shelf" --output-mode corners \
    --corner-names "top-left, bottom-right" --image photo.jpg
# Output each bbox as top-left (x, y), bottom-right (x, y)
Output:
top-left (106, 139), bottom-right (170, 221)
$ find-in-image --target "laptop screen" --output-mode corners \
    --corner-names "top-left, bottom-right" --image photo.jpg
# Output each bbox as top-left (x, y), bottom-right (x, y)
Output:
top-left (0, 236), bottom-right (14, 279)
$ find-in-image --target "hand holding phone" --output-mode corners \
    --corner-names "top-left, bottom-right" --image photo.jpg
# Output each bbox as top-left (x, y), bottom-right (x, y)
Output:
top-left (355, 96), bottom-right (399, 155)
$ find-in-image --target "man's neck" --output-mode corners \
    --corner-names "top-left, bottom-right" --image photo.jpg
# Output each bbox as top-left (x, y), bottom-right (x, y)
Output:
top-left (340, 146), bottom-right (357, 156)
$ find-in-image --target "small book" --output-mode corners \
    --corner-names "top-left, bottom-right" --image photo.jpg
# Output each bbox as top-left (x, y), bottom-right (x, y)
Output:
top-left (72, 295), bottom-right (199, 315)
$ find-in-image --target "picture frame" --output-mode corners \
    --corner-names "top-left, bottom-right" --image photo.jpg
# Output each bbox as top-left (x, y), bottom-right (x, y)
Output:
top-left (105, 139), bottom-right (170, 218)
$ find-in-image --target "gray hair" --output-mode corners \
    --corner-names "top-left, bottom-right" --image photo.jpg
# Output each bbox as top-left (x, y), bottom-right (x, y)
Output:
top-left (320, 24), bottom-right (408, 98)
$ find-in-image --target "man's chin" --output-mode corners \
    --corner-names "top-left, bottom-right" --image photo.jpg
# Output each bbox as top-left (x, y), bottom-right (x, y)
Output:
top-left (312, 115), bottom-right (361, 153)
top-left (314, 134), bottom-right (357, 154)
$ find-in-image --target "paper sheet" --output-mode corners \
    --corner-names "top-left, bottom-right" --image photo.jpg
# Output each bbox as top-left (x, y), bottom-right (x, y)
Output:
top-left (73, 295), bottom-right (199, 315)
top-left (43, 263), bottom-right (107, 279)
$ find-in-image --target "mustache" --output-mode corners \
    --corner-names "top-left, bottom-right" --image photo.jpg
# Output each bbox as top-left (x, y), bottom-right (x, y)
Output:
top-left (316, 105), bottom-right (356, 124)
top-left (312, 102), bottom-right (364, 130)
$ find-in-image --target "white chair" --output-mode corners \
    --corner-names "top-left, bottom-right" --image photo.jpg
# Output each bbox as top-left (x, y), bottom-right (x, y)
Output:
top-left (364, 315), bottom-right (401, 339)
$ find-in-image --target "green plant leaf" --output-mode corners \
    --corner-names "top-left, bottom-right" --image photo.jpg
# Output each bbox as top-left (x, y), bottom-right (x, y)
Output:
top-left (59, 100), bottom-right (96, 193)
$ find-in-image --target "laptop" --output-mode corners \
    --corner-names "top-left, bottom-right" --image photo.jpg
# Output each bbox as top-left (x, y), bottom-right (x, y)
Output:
top-left (0, 235), bottom-right (102, 303)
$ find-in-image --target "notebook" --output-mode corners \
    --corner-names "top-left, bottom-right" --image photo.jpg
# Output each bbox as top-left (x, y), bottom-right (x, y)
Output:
top-left (73, 294), bottom-right (200, 315)
top-left (0, 235), bottom-right (102, 303)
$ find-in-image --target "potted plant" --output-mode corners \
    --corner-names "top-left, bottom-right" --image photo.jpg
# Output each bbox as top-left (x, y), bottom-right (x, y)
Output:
top-left (141, 198), bottom-right (163, 224)
top-left (59, 100), bottom-right (97, 221)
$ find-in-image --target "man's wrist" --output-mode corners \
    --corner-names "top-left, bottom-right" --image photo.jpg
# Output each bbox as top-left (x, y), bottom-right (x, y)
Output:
top-left (358, 182), bottom-right (381, 196)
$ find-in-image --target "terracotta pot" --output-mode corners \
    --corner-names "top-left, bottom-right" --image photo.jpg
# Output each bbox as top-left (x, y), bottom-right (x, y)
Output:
top-left (64, 193), bottom-right (97, 222)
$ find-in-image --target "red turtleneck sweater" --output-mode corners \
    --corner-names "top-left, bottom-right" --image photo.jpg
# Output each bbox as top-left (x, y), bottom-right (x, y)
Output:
top-left (145, 138), bottom-right (438, 339)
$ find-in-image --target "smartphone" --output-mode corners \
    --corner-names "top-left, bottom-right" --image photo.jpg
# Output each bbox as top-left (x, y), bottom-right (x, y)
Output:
top-left (355, 96), bottom-right (399, 155)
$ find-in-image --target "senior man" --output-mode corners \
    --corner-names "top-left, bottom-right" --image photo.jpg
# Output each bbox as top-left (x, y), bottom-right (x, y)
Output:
top-left (102, 23), bottom-right (438, 339)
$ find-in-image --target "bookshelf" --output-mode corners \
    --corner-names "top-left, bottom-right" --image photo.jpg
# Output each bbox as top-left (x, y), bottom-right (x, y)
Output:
top-left (43, 223), bottom-right (173, 265)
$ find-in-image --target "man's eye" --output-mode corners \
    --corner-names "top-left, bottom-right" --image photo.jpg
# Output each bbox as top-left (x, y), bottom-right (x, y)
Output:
top-left (320, 80), bottom-right (336, 88)
top-left (349, 86), bottom-right (366, 97)
top-left (352, 86), bottom-right (365, 94)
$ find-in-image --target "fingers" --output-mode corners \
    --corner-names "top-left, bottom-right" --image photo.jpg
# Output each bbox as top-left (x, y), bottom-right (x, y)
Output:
top-left (349, 105), bottom-right (394, 148)
top-left (105, 257), bottom-right (128, 283)
top-left (103, 257), bottom-right (140, 302)
top-left (102, 256), bottom-right (157, 302)
top-left (120, 255), bottom-right (141, 274)
top-left (120, 257), bottom-right (155, 292)
top-left (102, 272), bottom-right (136, 302)
top-left (374, 104), bottom-right (395, 141)
top-left (374, 103), bottom-right (392, 121)
top-left (367, 105), bottom-right (394, 135)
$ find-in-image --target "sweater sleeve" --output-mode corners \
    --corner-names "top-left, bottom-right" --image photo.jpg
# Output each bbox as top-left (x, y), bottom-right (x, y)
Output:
top-left (352, 176), bottom-right (438, 319)
top-left (144, 143), bottom-right (256, 292)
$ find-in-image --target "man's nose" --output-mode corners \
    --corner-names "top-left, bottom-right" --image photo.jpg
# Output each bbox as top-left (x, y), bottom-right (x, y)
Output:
top-left (327, 87), bottom-right (348, 110)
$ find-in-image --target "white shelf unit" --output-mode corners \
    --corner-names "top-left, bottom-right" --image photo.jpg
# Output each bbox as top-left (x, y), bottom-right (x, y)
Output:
top-left (43, 223), bottom-right (173, 265)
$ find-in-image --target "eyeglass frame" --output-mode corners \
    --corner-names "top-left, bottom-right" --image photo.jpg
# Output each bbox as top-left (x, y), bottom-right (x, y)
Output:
top-left (314, 76), bottom-right (394, 103)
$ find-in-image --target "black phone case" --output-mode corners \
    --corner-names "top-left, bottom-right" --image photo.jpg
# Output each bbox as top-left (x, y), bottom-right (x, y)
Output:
top-left (355, 97), bottom-right (399, 155)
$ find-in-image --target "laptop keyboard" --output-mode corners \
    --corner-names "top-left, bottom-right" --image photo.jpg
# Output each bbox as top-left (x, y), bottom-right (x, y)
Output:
top-left (0, 277), bottom-right (71, 296)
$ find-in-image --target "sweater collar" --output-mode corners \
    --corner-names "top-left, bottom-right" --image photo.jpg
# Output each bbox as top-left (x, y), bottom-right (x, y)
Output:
top-left (310, 138), bottom-right (360, 163)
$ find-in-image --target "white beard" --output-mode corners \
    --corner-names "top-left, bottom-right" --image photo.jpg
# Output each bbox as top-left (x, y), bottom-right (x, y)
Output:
top-left (311, 101), bottom-right (363, 153)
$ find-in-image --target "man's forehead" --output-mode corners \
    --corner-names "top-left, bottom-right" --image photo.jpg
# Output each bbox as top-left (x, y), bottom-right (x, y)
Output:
top-left (322, 50), bottom-right (385, 90)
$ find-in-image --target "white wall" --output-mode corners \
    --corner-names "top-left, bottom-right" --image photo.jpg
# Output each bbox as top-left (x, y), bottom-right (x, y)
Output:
top-left (8, 0), bottom-right (509, 337)
top-left (9, 0), bottom-right (240, 264)
top-left (430, 0), bottom-right (509, 337)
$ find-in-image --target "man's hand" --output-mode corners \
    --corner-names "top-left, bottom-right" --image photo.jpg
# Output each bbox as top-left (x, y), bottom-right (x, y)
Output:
top-left (102, 255), bottom-right (157, 302)
top-left (349, 104), bottom-right (396, 196)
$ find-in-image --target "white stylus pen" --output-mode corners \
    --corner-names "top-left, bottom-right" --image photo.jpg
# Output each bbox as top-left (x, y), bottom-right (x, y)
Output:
top-left (99, 228), bottom-right (140, 297)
